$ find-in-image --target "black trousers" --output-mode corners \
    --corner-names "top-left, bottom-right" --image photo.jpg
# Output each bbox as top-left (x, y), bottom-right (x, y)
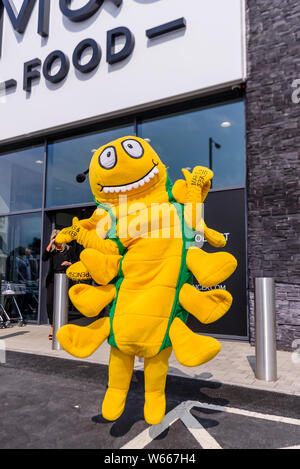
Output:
top-left (46, 282), bottom-right (54, 326)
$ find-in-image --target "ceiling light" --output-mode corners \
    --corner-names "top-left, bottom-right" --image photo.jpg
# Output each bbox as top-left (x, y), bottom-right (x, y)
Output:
top-left (221, 121), bottom-right (231, 128)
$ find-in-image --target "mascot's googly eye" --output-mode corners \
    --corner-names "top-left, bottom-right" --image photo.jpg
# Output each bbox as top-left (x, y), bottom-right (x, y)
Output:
top-left (122, 139), bottom-right (144, 159)
top-left (99, 146), bottom-right (117, 169)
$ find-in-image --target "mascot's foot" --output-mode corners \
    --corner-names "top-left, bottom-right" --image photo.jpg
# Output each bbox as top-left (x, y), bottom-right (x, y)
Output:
top-left (186, 248), bottom-right (237, 287)
top-left (69, 283), bottom-right (116, 317)
top-left (102, 388), bottom-right (129, 421)
top-left (56, 317), bottom-right (110, 358)
top-left (144, 391), bottom-right (166, 425)
top-left (179, 284), bottom-right (232, 324)
top-left (170, 318), bottom-right (221, 367)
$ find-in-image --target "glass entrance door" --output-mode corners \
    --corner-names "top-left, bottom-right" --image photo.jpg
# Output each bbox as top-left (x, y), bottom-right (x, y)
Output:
top-left (0, 212), bottom-right (42, 323)
top-left (41, 205), bottom-right (96, 324)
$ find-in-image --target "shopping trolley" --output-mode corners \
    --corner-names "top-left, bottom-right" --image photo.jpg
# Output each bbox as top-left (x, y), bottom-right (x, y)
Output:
top-left (0, 302), bottom-right (12, 328)
top-left (25, 280), bottom-right (39, 317)
top-left (1, 281), bottom-right (26, 327)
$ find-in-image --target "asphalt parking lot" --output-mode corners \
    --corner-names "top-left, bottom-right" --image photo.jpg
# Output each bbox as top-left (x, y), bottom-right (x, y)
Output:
top-left (1, 351), bottom-right (300, 450)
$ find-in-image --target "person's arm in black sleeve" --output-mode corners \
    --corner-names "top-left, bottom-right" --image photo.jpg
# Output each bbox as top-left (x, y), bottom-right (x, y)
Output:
top-left (42, 249), bottom-right (51, 262)
top-left (43, 238), bottom-right (56, 262)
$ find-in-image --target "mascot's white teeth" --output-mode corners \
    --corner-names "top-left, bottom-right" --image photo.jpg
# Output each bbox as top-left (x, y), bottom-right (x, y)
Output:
top-left (103, 166), bottom-right (159, 194)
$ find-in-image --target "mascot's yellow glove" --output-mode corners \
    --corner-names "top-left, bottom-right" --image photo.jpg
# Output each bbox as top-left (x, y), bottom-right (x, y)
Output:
top-left (182, 166), bottom-right (212, 233)
top-left (173, 166), bottom-right (227, 248)
top-left (55, 217), bottom-right (83, 245)
top-left (56, 209), bottom-right (111, 243)
top-left (182, 166), bottom-right (213, 205)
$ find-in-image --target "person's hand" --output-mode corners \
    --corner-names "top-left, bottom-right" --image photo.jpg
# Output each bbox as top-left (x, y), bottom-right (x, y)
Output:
top-left (56, 217), bottom-right (82, 244)
top-left (46, 238), bottom-right (56, 252)
top-left (61, 261), bottom-right (72, 267)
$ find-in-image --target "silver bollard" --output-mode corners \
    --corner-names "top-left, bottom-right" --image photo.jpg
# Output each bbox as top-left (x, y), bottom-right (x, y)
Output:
top-left (255, 277), bottom-right (277, 381)
top-left (52, 273), bottom-right (69, 351)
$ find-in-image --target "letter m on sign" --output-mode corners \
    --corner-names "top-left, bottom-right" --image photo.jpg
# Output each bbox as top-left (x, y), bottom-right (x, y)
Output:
top-left (1, 0), bottom-right (36, 33)
top-left (0, 0), bottom-right (37, 58)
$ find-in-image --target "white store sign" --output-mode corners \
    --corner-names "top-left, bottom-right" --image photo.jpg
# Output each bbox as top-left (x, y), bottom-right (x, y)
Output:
top-left (0, 0), bottom-right (246, 144)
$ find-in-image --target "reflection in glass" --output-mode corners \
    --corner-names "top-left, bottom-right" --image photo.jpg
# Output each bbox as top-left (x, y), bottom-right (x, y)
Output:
top-left (46, 124), bottom-right (134, 208)
top-left (0, 213), bottom-right (41, 322)
top-left (0, 146), bottom-right (44, 214)
top-left (138, 101), bottom-right (245, 189)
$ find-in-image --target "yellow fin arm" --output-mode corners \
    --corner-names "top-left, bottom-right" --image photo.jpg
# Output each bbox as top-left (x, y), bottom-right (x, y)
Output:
top-left (56, 217), bottom-right (119, 255)
top-left (169, 318), bottom-right (221, 367)
top-left (56, 317), bottom-right (110, 358)
top-left (79, 208), bottom-right (111, 235)
top-left (204, 222), bottom-right (227, 248)
top-left (77, 226), bottom-right (119, 254)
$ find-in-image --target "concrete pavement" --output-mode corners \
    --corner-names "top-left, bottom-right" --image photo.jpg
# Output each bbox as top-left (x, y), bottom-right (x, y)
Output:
top-left (0, 322), bottom-right (300, 397)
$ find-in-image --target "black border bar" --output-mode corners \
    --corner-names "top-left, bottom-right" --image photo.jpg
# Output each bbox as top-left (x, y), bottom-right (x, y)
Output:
top-left (146, 17), bottom-right (186, 39)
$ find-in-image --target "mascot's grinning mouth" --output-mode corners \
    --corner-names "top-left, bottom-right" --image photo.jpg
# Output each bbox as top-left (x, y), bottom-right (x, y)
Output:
top-left (99, 163), bottom-right (159, 194)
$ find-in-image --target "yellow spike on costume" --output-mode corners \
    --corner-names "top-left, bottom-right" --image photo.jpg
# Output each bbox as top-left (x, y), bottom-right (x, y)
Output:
top-left (56, 317), bottom-right (110, 358)
top-left (186, 247), bottom-right (237, 287)
top-left (102, 348), bottom-right (135, 421)
top-left (169, 318), bottom-right (221, 367)
top-left (80, 248), bottom-right (122, 286)
top-left (179, 283), bottom-right (232, 324)
top-left (69, 283), bottom-right (116, 317)
top-left (144, 347), bottom-right (172, 425)
top-left (204, 222), bottom-right (227, 248)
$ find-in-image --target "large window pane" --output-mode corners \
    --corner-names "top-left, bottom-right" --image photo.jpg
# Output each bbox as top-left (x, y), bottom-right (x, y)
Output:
top-left (0, 212), bottom-right (41, 322)
top-left (46, 124), bottom-right (134, 208)
top-left (0, 146), bottom-right (44, 214)
top-left (138, 101), bottom-right (245, 189)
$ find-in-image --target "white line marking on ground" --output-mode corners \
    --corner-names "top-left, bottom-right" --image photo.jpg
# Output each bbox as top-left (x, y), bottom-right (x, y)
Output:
top-left (121, 400), bottom-right (300, 450)
top-left (195, 402), bottom-right (300, 427)
top-left (122, 401), bottom-right (221, 449)
top-left (180, 407), bottom-right (222, 449)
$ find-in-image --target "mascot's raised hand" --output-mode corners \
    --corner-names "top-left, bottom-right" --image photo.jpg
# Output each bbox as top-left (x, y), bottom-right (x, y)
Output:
top-left (56, 136), bottom-right (237, 425)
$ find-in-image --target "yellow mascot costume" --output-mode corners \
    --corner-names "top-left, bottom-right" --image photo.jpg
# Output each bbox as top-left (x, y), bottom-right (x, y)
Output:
top-left (56, 136), bottom-right (237, 425)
